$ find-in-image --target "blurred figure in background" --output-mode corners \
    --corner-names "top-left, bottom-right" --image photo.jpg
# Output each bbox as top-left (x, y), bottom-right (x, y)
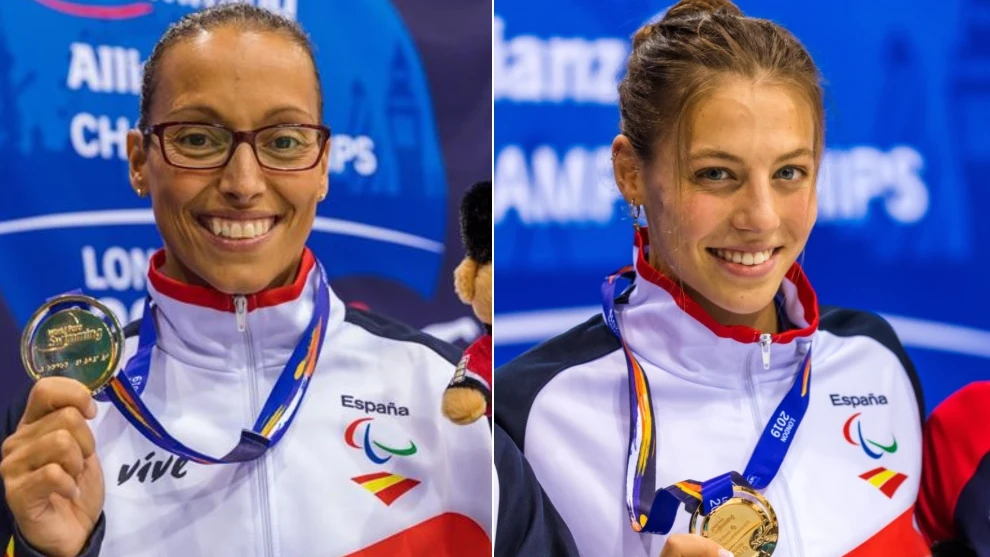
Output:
top-left (919, 381), bottom-right (990, 557)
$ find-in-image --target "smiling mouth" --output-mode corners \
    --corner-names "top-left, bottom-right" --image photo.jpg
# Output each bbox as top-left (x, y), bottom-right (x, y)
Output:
top-left (706, 247), bottom-right (783, 266)
top-left (197, 216), bottom-right (280, 240)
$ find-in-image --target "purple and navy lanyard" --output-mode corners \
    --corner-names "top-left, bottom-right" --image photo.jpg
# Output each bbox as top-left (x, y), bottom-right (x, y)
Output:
top-left (601, 267), bottom-right (812, 533)
top-left (95, 263), bottom-right (331, 464)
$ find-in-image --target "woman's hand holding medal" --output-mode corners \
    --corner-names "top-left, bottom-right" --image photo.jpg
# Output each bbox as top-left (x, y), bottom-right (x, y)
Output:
top-left (0, 377), bottom-right (105, 557)
top-left (660, 534), bottom-right (734, 557)
top-left (0, 295), bottom-right (117, 554)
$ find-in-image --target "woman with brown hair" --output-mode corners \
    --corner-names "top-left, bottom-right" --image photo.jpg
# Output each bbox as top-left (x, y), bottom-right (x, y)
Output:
top-left (0, 5), bottom-right (491, 556)
top-left (495, 1), bottom-right (927, 555)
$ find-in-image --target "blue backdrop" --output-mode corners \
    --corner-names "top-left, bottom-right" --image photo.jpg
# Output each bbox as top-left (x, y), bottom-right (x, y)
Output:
top-left (0, 0), bottom-right (491, 400)
top-left (494, 0), bottom-right (990, 414)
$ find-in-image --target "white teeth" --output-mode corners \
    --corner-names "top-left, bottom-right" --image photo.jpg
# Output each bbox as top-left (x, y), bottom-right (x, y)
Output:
top-left (205, 218), bottom-right (274, 240)
top-left (713, 248), bottom-right (775, 266)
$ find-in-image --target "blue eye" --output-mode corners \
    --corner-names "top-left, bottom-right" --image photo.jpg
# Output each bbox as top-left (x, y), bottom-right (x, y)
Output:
top-left (698, 168), bottom-right (730, 181)
top-left (775, 166), bottom-right (806, 181)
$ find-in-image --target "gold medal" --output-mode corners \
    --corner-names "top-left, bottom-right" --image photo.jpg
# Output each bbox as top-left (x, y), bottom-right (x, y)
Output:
top-left (20, 295), bottom-right (124, 394)
top-left (689, 485), bottom-right (778, 557)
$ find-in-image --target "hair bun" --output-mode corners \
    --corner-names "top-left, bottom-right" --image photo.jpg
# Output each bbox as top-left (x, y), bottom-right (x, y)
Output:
top-left (663, 0), bottom-right (743, 21)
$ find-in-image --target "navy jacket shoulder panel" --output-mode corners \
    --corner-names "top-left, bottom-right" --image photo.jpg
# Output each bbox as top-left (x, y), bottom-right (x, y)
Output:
top-left (344, 307), bottom-right (461, 365)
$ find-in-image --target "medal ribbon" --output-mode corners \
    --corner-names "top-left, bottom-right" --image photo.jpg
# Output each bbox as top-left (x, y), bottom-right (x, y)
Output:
top-left (98, 263), bottom-right (331, 464)
top-left (601, 267), bottom-right (812, 534)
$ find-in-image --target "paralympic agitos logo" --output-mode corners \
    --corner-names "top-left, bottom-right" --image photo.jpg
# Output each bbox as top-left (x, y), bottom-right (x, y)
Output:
top-left (345, 417), bottom-right (422, 505)
top-left (31, 0), bottom-right (153, 19)
top-left (843, 412), bottom-right (897, 459)
top-left (345, 417), bottom-right (417, 465)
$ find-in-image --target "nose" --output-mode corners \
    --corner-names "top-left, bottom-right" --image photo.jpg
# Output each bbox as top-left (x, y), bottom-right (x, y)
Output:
top-left (217, 143), bottom-right (267, 203)
top-left (731, 176), bottom-right (780, 234)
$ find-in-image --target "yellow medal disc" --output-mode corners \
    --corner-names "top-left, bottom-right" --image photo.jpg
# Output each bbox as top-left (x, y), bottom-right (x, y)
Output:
top-left (689, 485), bottom-right (778, 557)
top-left (20, 295), bottom-right (124, 394)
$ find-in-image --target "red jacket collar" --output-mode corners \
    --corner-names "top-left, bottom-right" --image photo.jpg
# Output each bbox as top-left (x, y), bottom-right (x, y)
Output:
top-left (633, 227), bottom-right (819, 344)
top-left (146, 248), bottom-right (316, 312)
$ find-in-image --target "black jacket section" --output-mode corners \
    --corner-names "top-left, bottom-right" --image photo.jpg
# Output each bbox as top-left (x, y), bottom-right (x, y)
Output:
top-left (494, 423), bottom-right (578, 557)
top-left (953, 451), bottom-right (990, 556)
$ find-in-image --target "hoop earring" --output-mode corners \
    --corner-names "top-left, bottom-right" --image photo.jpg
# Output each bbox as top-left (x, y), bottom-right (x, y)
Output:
top-left (629, 202), bottom-right (642, 229)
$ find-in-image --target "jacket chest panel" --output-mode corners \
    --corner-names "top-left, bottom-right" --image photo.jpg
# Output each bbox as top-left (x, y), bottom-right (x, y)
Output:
top-left (525, 347), bottom-right (920, 557)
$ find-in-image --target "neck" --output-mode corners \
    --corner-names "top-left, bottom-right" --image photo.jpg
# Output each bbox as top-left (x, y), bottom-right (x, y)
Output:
top-left (160, 251), bottom-right (207, 288)
top-left (159, 249), bottom-right (301, 293)
top-left (648, 250), bottom-right (780, 334)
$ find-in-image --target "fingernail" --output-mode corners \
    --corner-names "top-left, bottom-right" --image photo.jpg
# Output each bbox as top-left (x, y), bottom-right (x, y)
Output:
top-left (718, 550), bottom-right (734, 557)
top-left (85, 400), bottom-right (97, 419)
top-left (73, 487), bottom-right (81, 500)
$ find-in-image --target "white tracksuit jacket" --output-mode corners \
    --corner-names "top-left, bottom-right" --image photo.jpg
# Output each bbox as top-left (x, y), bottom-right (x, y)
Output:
top-left (495, 229), bottom-right (926, 557)
top-left (1, 248), bottom-right (492, 557)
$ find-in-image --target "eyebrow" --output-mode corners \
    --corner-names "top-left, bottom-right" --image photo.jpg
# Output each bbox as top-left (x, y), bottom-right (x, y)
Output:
top-left (163, 104), bottom-right (316, 124)
top-left (689, 147), bottom-right (814, 164)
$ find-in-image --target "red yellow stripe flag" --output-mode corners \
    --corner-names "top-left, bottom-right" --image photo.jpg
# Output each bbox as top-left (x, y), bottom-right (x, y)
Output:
top-left (859, 467), bottom-right (908, 498)
top-left (351, 472), bottom-right (421, 506)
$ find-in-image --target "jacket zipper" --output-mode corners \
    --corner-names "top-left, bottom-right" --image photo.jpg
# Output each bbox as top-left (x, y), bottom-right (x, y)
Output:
top-left (760, 334), bottom-right (772, 370)
top-left (235, 296), bottom-right (276, 557)
top-left (745, 336), bottom-right (805, 557)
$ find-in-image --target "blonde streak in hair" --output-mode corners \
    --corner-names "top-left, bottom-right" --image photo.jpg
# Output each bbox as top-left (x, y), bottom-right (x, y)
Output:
top-left (632, 22), bottom-right (658, 50)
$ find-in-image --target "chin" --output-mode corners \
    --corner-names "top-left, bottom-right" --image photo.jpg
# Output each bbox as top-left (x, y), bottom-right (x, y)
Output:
top-left (721, 301), bottom-right (772, 318)
top-left (205, 273), bottom-right (274, 296)
top-left (709, 287), bottom-right (779, 318)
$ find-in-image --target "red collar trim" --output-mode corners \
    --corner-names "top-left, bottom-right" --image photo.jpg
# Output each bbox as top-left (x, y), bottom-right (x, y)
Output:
top-left (147, 248), bottom-right (316, 312)
top-left (633, 228), bottom-right (818, 344)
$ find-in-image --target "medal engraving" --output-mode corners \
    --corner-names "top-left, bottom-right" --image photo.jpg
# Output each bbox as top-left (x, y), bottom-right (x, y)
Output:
top-left (21, 295), bottom-right (123, 394)
top-left (690, 485), bottom-right (778, 557)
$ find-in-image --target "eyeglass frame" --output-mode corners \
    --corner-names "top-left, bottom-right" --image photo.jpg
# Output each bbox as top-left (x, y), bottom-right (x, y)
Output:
top-left (142, 121), bottom-right (332, 171)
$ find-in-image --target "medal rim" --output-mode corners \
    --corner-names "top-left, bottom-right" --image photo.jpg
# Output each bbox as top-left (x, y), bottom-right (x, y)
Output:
top-left (20, 295), bottom-right (124, 394)
top-left (688, 485), bottom-right (778, 557)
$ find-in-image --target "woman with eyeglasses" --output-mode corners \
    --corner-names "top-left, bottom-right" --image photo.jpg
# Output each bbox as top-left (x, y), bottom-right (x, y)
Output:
top-left (0, 5), bottom-right (491, 557)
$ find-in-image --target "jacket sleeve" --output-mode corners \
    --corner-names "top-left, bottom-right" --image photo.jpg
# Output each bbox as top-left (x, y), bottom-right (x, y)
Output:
top-left (494, 423), bottom-right (578, 557)
top-left (446, 334), bottom-right (493, 419)
top-left (917, 381), bottom-right (990, 553)
top-left (0, 386), bottom-right (106, 557)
